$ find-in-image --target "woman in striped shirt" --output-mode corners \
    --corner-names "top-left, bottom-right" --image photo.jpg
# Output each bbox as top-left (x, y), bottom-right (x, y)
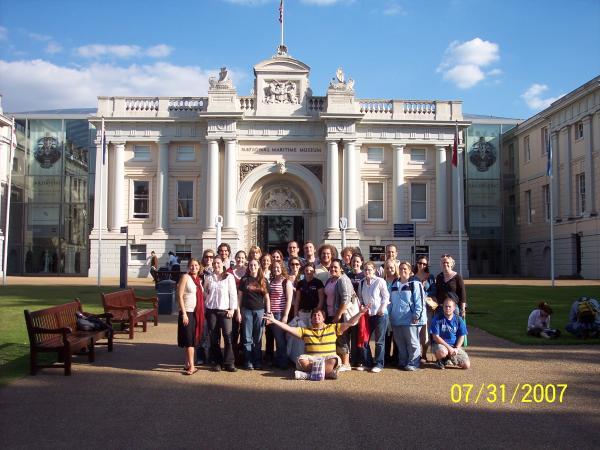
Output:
top-left (267, 261), bottom-right (293, 369)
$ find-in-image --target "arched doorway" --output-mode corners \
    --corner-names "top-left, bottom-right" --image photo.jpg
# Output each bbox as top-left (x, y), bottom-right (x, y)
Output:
top-left (237, 162), bottom-right (326, 251)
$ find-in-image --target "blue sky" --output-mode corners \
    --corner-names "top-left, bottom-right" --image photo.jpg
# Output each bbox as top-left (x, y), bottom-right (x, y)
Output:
top-left (0, 0), bottom-right (598, 118)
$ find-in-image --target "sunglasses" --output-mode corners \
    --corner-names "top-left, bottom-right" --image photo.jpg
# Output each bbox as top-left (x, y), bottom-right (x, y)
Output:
top-left (290, 263), bottom-right (301, 266)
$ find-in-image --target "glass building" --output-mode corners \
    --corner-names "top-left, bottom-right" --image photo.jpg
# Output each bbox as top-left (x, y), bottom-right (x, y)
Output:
top-left (9, 110), bottom-right (95, 275)
top-left (463, 115), bottom-right (521, 276)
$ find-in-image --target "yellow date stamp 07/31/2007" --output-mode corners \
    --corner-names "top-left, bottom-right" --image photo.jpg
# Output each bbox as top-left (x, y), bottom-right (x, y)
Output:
top-left (450, 383), bottom-right (568, 404)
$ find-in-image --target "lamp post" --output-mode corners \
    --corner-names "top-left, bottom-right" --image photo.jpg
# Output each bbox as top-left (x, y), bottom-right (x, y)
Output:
top-left (339, 217), bottom-right (348, 251)
top-left (215, 215), bottom-right (223, 251)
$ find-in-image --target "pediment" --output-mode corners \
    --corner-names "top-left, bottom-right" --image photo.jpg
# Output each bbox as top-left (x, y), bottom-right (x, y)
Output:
top-left (254, 55), bottom-right (310, 75)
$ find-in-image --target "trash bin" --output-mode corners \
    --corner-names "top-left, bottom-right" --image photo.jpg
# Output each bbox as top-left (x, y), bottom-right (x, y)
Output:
top-left (156, 279), bottom-right (177, 315)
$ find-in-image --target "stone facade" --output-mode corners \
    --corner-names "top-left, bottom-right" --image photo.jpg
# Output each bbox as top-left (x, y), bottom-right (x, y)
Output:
top-left (90, 49), bottom-right (470, 278)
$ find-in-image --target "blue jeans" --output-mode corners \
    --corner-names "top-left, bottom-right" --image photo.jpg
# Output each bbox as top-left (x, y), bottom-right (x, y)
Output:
top-left (392, 325), bottom-right (422, 369)
top-left (242, 308), bottom-right (264, 367)
top-left (362, 314), bottom-right (389, 369)
top-left (270, 311), bottom-right (288, 367)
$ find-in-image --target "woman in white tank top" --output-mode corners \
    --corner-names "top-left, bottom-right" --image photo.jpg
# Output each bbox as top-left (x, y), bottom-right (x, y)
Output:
top-left (177, 258), bottom-right (202, 375)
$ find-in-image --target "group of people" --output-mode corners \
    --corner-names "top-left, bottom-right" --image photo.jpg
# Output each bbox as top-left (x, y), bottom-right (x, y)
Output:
top-left (527, 296), bottom-right (600, 339)
top-left (175, 241), bottom-right (470, 378)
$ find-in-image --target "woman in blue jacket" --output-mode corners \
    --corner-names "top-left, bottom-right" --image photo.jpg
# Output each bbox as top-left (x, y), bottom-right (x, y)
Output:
top-left (388, 261), bottom-right (427, 371)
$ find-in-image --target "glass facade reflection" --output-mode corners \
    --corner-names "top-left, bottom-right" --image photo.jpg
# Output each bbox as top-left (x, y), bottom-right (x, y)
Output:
top-left (464, 118), bottom-right (519, 277)
top-left (8, 115), bottom-right (93, 275)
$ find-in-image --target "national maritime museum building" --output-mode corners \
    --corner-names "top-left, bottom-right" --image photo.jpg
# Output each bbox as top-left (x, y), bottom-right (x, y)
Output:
top-left (8, 46), bottom-right (595, 279)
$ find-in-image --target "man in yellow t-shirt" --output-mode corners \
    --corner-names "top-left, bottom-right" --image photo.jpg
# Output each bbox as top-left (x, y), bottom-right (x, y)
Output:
top-left (265, 304), bottom-right (369, 380)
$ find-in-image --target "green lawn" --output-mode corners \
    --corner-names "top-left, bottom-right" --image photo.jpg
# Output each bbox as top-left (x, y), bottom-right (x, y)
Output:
top-left (0, 285), bottom-right (155, 386)
top-left (467, 285), bottom-right (600, 345)
top-left (1, 284), bottom-right (599, 386)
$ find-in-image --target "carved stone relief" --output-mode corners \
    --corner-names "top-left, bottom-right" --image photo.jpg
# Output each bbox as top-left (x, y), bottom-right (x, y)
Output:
top-left (260, 186), bottom-right (301, 210)
top-left (302, 164), bottom-right (323, 183)
top-left (239, 163), bottom-right (261, 183)
top-left (263, 80), bottom-right (299, 104)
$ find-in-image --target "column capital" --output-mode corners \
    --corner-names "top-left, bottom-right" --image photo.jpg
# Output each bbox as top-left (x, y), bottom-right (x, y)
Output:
top-left (157, 139), bottom-right (170, 146)
top-left (560, 125), bottom-right (570, 134)
top-left (111, 140), bottom-right (126, 147)
top-left (435, 144), bottom-right (448, 151)
top-left (392, 143), bottom-right (405, 150)
top-left (581, 114), bottom-right (593, 124)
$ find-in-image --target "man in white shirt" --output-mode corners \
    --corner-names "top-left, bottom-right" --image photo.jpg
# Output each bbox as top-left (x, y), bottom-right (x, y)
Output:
top-left (376, 244), bottom-right (399, 277)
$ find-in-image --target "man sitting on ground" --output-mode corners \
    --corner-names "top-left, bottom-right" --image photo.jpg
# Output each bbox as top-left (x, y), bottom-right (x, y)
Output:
top-left (566, 296), bottom-right (600, 338)
top-left (265, 304), bottom-right (369, 380)
top-left (430, 295), bottom-right (470, 369)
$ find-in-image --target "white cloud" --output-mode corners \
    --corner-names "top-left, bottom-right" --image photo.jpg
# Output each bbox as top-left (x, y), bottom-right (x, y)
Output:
top-left (437, 37), bottom-right (500, 89)
top-left (443, 65), bottom-right (485, 89)
top-left (382, 2), bottom-right (406, 16)
top-left (0, 59), bottom-right (242, 112)
top-left (521, 83), bottom-right (564, 110)
top-left (75, 44), bottom-right (173, 59)
top-left (45, 41), bottom-right (63, 54)
top-left (486, 68), bottom-right (502, 76)
top-left (0, 26), bottom-right (8, 41)
top-left (27, 32), bottom-right (53, 42)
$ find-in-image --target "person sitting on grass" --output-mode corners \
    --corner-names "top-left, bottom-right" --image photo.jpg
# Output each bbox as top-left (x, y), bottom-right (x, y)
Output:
top-left (430, 295), bottom-right (470, 370)
top-left (566, 296), bottom-right (600, 339)
top-left (527, 301), bottom-right (561, 339)
top-left (264, 304), bottom-right (369, 380)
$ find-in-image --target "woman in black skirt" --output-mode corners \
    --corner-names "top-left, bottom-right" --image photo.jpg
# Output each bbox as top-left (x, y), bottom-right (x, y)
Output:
top-left (177, 258), bottom-right (203, 375)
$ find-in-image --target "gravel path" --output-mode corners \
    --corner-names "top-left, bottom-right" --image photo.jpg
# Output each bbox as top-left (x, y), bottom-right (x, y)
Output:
top-left (1, 316), bottom-right (599, 449)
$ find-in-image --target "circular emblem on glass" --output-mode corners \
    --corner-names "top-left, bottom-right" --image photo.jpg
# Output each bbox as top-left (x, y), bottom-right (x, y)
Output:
top-left (469, 137), bottom-right (496, 172)
top-left (35, 135), bottom-right (61, 169)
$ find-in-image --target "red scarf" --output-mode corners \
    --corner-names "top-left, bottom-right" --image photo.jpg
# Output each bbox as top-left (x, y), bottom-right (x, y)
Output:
top-left (190, 274), bottom-right (204, 341)
top-left (356, 313), bottom-right (370, 347)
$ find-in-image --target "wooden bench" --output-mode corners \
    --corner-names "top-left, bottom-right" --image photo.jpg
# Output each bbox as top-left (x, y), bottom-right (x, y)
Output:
top-left (101, 288), bottom-right (158, 339)
top-left (24, 300), bottom-right (113, 376)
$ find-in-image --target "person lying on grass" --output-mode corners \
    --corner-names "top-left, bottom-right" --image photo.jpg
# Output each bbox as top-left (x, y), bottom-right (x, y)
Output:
top-left (430, 296), bottom-right (470, 370)
top-left (264, 304), bottom-right (370, 380)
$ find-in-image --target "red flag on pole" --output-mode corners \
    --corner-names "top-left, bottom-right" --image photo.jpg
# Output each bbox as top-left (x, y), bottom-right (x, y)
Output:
top-left (279, 0), bottom-right (283, 23)
top-left (452, 122), bottom-right (458, 167)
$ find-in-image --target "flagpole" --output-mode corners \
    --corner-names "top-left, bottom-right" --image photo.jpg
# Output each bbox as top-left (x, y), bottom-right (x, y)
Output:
top-left (549, 123), bottom-right (555, 288)
top-left (97, 117), bottom-right (104, 287)
top-left (2, 118), bottom-right (16, 286)
top-left (280, 0), bottom-right (284, 47)
top-left (456, 120), bottom-right (463, 275)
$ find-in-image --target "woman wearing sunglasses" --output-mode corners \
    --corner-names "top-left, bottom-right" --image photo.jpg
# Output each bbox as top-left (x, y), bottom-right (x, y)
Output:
top-left (411, 256), bottom-right (437, 362)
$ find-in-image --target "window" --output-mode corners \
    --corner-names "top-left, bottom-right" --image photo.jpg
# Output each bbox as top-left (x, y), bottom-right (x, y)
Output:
top-left (526, 190), bottom-right (532, 224)
top-left (133, 181), bottom-right (150, 219)
top-left (130, 244), bottom-right (147, 262)
top-left (177, 145), bottom-right (195, 161)
top-left (133, 145), bottom-right (151, 161)
top-left (576, 173), bottom-right (586, 215)
top-left (508, 143), bottom-right (515, 172)
top-left (575, 121), bottom-right (584, 140)
top-left (175, 244), bottom-right (192, 263)
top-left (410, 183), bottom-right (427, 220)
top-left (367, 147), bottom-right (384, 163)
top-left (177, 180), bottom-right (194, 218)
top-left (541, 127), bottom-right (549, 155)
top-left (509, 194), bottom-right (516, 226)
top-left (543, 184), bottom-right (550, 222)
top-left (410, 148), bottom-right (426, 163)
top-left (367, 182), bottom-right (384, 220)
top-left (524, 136), bottom-right (530, 162)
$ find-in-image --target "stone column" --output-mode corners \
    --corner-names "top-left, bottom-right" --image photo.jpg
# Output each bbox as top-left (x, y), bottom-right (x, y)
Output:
top-left (110, 142), bottom-right (125, 231)
top-left (92, 141), bottom-right (108, 231)
top-left (343, 140), bottom-right (358, 230)
top-left (156, 141), bottom-right (169, 232)
top-left (392, 144), bottom-right (406, 224)
top-left (224, 139), bottom-right (237, 230)
top-left (560, 126), bottom-right (572, 219)
top-left (550, 131), bottom-right (560, 219)
top-left (326, 140), bottom-right (340, 231)
top-left (582, 115), bottom-right (596, 215)
top-left (206, 139), bottom-right (219, 229)
top-left (435, 145), bottom-right (448, 234)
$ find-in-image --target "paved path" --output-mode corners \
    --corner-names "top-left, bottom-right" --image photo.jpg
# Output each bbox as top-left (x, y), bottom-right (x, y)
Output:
top-left (1, 316), bottom-right (599, 449)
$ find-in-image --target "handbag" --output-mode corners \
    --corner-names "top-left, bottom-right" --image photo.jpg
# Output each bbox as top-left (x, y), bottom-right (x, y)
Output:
top-left (343, 292), bottom-right (360, 321)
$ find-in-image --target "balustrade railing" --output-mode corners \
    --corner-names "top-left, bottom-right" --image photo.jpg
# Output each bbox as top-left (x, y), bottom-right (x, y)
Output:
top-left (168, 98), bottom-right (207, 111)
top-left (239, 96), bottom-right (255, 111)
top-left (125, 98), bottom-right (159, 111)
top-left (403, 101), bottom-right (436, 115)
top-left (359, 99), bottom-right (393, 115)
top-left (308, 96), bottom-right (326, 112)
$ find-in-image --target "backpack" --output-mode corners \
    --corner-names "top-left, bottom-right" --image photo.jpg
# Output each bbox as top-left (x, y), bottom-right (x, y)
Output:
top-left (577, 298), bottom-right (598, 324)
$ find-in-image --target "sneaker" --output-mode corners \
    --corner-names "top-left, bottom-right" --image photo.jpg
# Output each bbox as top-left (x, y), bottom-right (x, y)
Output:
top-left (435, 360), bottom-right (446, 370)
top-left (338, 364), bottom-right (352, 373)
top-left (244, 363), bottom-right (254, 371)
top-left (354, 365), bottom-right (366, 371)
top-left (294, 370), bottom-right (309, 380)
top-left (540, 331), bottom-right (551, 339)
top-left (404, 365), bottom-right (418, 371)
top-left (371, 366), bottom-right (383, 373)
top-left (211, 364), bottom-right (222, 372)
top-left (225, 365), bottom-right (237, 373)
